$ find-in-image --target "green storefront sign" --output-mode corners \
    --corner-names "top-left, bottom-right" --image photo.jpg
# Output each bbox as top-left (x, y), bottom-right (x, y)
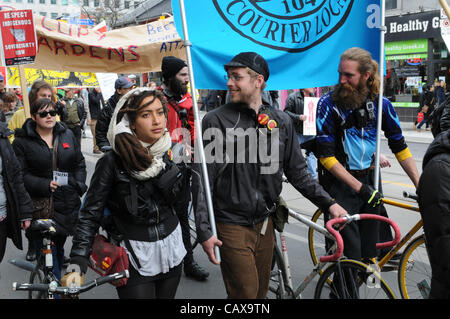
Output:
top-left (392, 102), bottom-right (420, 108)
top-left (385, 39), bottom-right (428, 61)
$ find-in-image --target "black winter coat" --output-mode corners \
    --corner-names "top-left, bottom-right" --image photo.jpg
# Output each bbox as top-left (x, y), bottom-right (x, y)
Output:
top-left (12, 119), bottom-right (87, 236)
top-left (417, 130), bottom-right (450, 297)
top-left (70, 151), bottom-right (182, 262)
top-left (441, 100), bottom-right (450, 133)
top-left (0, 123), bottom-right (33, 250)
top-left (88, 90), bottom-right (104, 120)
top-left (95, 92), bottom-right (120, 151)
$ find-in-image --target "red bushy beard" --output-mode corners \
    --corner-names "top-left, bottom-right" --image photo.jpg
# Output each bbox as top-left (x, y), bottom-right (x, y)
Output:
top-left (332, 79), bottom-right (369, 110)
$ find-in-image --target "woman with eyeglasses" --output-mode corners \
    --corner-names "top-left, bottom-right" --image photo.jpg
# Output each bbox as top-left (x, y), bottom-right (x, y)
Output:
top-left (62, 88), bottom-right (188, 299)
top-left (12, 98), bottom-right (87, 280)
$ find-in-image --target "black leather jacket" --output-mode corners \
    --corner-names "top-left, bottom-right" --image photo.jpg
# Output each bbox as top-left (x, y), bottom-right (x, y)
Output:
top-left (284, 90), bottom-right (306, 134)
top-left (70, 151), bottom-right (182, 261)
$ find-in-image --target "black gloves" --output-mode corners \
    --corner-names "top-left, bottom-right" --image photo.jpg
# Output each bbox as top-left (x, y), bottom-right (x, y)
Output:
top-left (152, 155), bottom-right (183, 203)
top-left (359, 184), bottom-right (383, 208)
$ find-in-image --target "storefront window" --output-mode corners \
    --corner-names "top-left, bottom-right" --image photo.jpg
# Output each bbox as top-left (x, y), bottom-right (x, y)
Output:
top-left (385, 58), bottom-right (427, 101)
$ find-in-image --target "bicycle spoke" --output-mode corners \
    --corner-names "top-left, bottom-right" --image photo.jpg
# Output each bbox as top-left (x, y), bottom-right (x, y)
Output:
top-left (315, 260), bottom-right (395, 299)
top-left (399, 236), bottom-right (431, 299)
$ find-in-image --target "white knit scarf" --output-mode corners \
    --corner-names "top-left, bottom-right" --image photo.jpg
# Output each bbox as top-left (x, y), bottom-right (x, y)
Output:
top-left (107, 87), bottom-right (172, 180)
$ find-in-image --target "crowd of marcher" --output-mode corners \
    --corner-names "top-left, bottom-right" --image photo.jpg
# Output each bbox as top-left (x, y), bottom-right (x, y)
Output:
top-left (0, 47), bottom-right (450, 300)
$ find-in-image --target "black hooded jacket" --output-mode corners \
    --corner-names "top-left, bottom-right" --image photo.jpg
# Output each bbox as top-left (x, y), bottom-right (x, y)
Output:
top-left (417, 130), bottom-right (450, 297)
top-left (12, 119), bottom-right (87, 236)
top-left (0, 123), bottom-right (33, 250)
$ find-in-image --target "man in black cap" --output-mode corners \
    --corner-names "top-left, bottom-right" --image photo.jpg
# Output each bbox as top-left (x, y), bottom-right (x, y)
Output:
top-left (192, 51), bottom-right (347, 298)
top-left (158, 56), bottom-right (196, 145)
top-left (95, 76), bottom-right (134, 152)
top-left (158, 56), bottom-right (209, 281)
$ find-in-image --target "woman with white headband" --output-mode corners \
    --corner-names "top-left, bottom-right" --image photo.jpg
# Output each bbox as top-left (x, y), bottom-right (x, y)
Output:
top-left (62, 88), bottom-right (188, 299)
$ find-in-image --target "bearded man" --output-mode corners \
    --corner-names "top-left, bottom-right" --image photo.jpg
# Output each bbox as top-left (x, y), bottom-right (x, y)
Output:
top-left (157, 56), bottom-right (209, 282)
top-left (315, 47), bottom-right (420, 260)
top-left (158, 56), bottom-right (195, 146)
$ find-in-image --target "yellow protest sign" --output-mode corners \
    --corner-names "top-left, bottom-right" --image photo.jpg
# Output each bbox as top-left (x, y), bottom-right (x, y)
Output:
top-left (6, 67), bottom-right (99, 87)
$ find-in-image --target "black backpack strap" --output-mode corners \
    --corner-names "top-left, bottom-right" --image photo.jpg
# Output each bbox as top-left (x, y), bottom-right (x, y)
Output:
top-left (168, 98), bottom-right (191, 130)
top-left (123, 238), bottom-right (142, 269)
top-left (129, 179), bottom-right (138, 217)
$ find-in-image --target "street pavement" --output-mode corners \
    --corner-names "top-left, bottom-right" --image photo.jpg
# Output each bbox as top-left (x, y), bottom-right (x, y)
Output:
top-left (394, 121), bottom-right (434, 145)
top-left (0, 112), bottom-right (433, 300)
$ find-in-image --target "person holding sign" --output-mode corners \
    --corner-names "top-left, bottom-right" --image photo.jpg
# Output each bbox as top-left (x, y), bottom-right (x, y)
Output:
top-left (284, 88), bottom-right (318, 179)
top-left (12, 98), bottom-right (87, 280)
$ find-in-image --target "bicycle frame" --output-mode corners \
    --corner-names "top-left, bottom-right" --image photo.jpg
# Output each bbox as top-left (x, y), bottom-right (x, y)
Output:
top-left (275, 208), bottom-right (337, 298)
top-left (378, 198), bottom-right (422, 270)
top-left (275, 208), bottom-right (401, 299)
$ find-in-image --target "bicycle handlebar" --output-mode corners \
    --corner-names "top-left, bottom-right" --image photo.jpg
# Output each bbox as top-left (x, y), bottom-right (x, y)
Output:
top-left (12, 270), bottom-right (129, 296)
top-left (403, 191), bottom-right (419, 201)
top-left (319, 214), bottom-right (401, 263)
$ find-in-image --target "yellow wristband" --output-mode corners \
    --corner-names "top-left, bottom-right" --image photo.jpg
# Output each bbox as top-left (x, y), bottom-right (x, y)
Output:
top-left (320, 156), bottom-right (339, 171)
top-left (395, 147), bottom-right (412, 162)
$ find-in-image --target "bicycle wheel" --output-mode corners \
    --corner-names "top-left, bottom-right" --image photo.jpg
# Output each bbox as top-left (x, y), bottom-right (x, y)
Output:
top-left (308, 209), bottom-right (328, 266)
top-left (314, 259), bottom-right (396, 299)
top-left (267, 245), bottom-right (295, 299)
top-left (28, 267), bottom-right (47, 299)
top-left (187, 203), bottom-right (198, 250)
top-left (398, 234), bottom-right (431, 299)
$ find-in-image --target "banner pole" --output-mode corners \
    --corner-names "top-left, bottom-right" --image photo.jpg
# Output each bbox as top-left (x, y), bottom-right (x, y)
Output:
top-left (374, 0), bottom-right (386, 190)
top-left (177, 0), bottom-right (220, 262)
top-left (440, 0), bottom-right (450, 20)
top-left (18, 65), bottom-right (31, 119)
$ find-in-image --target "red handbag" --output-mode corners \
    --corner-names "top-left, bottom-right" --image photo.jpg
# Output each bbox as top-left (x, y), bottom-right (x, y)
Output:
top-left (417, 111), bottom-right (424, 123)
top-left (88, 234), bottom-right (129, 287)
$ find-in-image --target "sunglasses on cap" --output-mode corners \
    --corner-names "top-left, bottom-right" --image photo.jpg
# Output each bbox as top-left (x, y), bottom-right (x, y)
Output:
top-left (37, 110), bottom-right (57, 118)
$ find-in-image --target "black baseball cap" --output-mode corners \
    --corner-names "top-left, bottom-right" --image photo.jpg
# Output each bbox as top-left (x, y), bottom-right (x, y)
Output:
top-left (224, 52), bottom-right (269, 81)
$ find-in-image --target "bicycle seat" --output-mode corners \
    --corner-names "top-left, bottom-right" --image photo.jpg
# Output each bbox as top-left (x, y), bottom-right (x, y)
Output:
top-left (31, 219), bottom-right (57, 235)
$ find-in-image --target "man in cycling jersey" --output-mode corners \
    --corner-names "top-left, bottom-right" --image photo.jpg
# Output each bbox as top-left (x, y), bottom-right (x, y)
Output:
top-left (315, 47), bottom-right (420, 260)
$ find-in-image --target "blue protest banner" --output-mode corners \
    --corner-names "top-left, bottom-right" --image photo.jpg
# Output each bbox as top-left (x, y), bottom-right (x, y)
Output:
top-left (172, 0), bottom-right (382, 90)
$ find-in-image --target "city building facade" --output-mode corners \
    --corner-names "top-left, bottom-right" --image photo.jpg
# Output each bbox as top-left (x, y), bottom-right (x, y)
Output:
top-left (385, 0), bottom-right (450, 122)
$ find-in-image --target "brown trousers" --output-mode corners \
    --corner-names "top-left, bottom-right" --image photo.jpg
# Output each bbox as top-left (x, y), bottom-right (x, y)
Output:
top-left (217, 218), bottom-right (274, 299)
top-left (89, 119), bottom-right (98, 151)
